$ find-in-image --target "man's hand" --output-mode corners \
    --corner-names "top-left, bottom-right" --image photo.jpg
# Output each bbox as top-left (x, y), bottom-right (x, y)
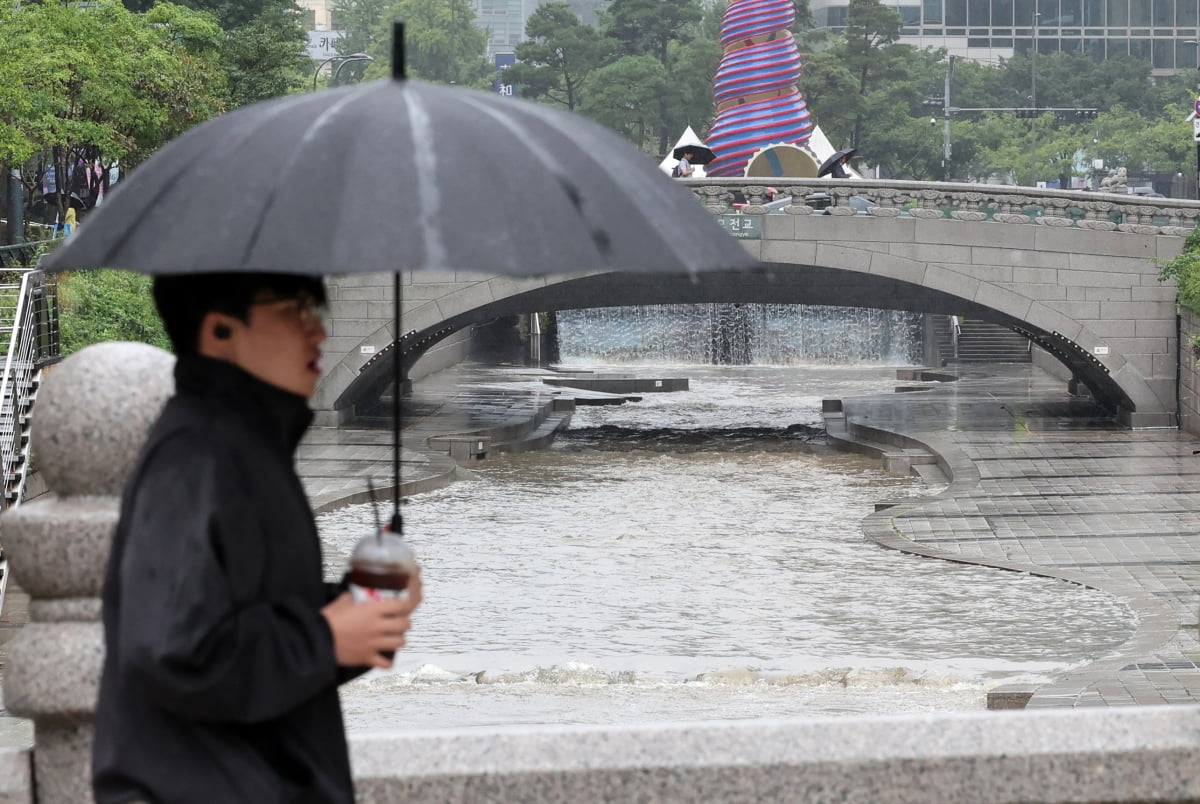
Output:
top-left (322, 570), bottom-right (423, 669)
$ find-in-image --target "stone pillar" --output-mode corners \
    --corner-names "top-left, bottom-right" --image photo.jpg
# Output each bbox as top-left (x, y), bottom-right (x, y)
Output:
top-left (1, 342), bottom-right (174, 803)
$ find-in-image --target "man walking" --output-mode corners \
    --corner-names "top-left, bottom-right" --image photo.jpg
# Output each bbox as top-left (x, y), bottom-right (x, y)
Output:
top-left (93, 272), bottom-right (423, 803)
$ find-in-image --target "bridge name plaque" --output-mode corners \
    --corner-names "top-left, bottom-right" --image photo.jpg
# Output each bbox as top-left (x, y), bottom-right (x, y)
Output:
top-left (716, 214), bottom-right (762, 239)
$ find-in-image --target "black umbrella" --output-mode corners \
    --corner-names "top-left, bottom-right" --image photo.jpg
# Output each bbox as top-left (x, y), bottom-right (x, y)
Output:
top-left (673, 143), bottom-right (716, 165)
top-left (817, 147), bottom-right (857, 178)
top-left (43, 22), bottom-right (759, 531)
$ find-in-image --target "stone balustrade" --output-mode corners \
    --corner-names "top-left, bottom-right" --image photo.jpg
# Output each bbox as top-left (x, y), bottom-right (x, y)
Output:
top-left (0, 343), bottom-right (175, 803)
top-left (686, 178), bottom-right (1200, 236)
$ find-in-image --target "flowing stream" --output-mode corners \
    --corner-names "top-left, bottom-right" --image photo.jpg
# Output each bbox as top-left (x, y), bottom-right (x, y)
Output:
top-left (320, 355), bottom-right (1135, 734)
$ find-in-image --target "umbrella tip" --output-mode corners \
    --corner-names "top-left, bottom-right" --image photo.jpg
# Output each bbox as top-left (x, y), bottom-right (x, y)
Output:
top-left (392, 20), bottom-right (406, 81)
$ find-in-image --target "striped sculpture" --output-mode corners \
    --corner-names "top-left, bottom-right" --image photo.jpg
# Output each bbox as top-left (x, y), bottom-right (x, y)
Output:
top-left (703, 0), bottom-right (813, 177)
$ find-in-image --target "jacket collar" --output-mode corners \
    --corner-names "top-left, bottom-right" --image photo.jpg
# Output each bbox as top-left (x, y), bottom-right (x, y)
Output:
top-left (173, 354), bottom-right (314, 453)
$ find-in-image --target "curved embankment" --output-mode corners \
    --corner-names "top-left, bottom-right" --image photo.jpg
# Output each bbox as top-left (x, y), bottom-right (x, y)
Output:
top-left (823, 369), bottom-right (1180, 710)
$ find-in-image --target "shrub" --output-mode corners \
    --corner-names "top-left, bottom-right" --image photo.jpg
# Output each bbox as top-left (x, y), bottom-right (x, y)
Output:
top-left (57, 269), bottom-right (169, 355)
top-left (1159, 228), bottom-right (1200, 314)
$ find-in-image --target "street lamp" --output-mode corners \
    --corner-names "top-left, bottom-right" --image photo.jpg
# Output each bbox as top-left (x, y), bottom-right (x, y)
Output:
top-left (312, 53), bottom-right (374, 92)
top-left (1030, 8), bottom-right (1040, 187)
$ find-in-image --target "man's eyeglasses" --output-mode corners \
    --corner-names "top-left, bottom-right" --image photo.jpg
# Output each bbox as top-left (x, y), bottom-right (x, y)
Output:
top-left (250, 293), bottom-right (327, 331)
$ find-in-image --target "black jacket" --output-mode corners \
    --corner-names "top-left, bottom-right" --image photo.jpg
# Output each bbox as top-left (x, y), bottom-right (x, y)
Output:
top-left (94, 355), bottom-right (355, 804)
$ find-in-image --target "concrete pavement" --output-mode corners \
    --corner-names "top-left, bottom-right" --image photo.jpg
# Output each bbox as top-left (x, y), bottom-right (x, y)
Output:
top-left (827, 362), bottom-right (1200, 709)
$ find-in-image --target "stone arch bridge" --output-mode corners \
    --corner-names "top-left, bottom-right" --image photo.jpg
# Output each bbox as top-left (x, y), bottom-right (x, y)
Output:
top-left (313, 179), bottom-right (1200, 429)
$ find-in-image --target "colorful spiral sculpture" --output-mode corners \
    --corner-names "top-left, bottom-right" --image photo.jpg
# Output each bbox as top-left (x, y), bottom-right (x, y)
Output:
top-left (703, 0), bottom-right (813, 177)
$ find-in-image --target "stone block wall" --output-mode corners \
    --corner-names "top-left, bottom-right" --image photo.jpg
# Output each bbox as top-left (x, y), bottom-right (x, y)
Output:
top-left (1180, 307), bottom-right (1200, 436)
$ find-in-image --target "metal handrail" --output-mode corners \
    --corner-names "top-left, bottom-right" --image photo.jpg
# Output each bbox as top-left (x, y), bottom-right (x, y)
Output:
top-left (0, 269), bottom-right (58, 509)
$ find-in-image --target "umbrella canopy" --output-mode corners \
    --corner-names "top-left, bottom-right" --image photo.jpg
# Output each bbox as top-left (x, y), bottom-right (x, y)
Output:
top-left (672, 143), bottom-right (716, 165)
top-left (44, 83), bottom-right (753, 278)
top-left (817, 147), bottom-right (857, 178)
top-left (42, 23), bottom-right (759, 532)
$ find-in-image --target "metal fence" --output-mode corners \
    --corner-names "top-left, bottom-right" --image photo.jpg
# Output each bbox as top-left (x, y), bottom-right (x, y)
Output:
top-left (0, 269), bottom-right (59, 508)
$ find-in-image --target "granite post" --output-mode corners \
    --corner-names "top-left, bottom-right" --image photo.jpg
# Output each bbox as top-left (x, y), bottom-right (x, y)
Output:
top-left (1, 342), bottom-right (174, 803)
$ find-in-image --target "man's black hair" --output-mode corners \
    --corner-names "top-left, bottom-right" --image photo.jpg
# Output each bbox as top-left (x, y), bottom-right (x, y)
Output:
top-left (153, 273), bottom-right (327, 356)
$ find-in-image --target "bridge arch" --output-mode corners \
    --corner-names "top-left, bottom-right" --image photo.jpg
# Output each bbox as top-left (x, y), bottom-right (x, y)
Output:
top-left (313, 180), bottom-right (1191, 429)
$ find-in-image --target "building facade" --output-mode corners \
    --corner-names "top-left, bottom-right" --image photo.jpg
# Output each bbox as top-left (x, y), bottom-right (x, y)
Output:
top-left (811, 0), bottom-right (1200, 74)
top-left (297, 0), bottom-right (334, 31)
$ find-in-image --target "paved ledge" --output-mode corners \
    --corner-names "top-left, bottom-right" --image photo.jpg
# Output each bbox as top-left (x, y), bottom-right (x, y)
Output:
top-left (300, 364), bottom-right (666, 515)
top-left (825, 362), bottom-right (1200, 711)
top-left (350, 705), bottom-right (1200, 803)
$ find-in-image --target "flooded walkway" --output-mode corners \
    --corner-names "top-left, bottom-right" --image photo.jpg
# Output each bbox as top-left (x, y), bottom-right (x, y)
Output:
top-left (321, 360), bottom-right (1200, 711)
top-left (832, 363), bottom-right (1200, 708)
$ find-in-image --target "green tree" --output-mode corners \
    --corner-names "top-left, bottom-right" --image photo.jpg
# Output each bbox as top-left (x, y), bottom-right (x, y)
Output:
top-left (842, 0), bottom-right (902, 149)
top-left (361, 0), bottom-right (490, 87)
top-left (220, 4), bottom-right (311, 106)
top-left (508, 3), bottom-right (614, 111)
top-left (0, 0), bottom-right (226, 220)
top-left (664, 37), bottom-right (722, 141)
top-left (123, 0), bottom-right (310, 107)
top-left (604, 0), bottom-right (704, 152)
top-left (1092, 103), bottom-right (1194, 177)
top-left (330, 0), bottom-right (393, 59)
top-left (579, 55), bottom-right (668, 151)
top-left (603, 0), bottom-right (702, 66)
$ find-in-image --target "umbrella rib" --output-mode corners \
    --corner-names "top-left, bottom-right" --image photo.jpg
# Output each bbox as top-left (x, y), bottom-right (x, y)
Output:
top-left (88, 91), bottom-right (330, 269)
top-left (403, 91), bottom-right (448, 270)
top-left (239, 84), bottom-right (377, 268)
top-left (456, 94), bottom-right (612, 261)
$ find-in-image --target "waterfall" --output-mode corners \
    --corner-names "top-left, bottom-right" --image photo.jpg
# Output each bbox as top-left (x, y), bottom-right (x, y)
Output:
top-left (557, 304), bottom-right (922, 366)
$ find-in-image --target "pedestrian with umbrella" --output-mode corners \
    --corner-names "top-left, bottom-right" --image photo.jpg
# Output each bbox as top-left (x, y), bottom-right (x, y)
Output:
top-left (674, 147), bottom-right (697, 177)
top-left (819, 147), bottom-right (857, 179)
top-left (671, 140), bottom-right (716, 178)
top-left (43, 21), bottom-right (758, 804)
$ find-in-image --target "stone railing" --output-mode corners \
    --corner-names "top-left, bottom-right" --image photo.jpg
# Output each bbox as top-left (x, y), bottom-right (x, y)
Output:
top-left (685, 178), bottom-right (1200, 236)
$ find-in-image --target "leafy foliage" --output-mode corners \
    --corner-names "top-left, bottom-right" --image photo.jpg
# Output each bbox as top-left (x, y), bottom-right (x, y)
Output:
top-left (1159, 228), bottom-right (1200, 316)
top-left (57, 270), bottom-right (170, 356)
top-left (579, 56), bottom-right (669, 152)
top-left (507, 3), bottom-right (615, 112)
top-left (219, 3), bottom-right (311, 106)
top-left (347, 0), bottom-right (491, 88)
top-left (0, 0), bottom-right (226, 170)
top-left (123, 0), bottom-right (310, 106)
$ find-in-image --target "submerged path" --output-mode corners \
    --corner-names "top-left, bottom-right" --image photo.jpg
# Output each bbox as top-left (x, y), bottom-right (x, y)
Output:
top-left (832, 363), bottom-right (1200, 708)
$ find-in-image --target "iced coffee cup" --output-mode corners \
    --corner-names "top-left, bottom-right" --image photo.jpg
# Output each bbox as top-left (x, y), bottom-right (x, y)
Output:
top-left (347, 528), bottom-right (416, 603)
top-left (348, 528), bottom-right (417, 662)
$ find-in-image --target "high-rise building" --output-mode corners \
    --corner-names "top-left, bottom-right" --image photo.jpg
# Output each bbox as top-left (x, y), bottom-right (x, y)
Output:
top-left (476, 0), bottom-right (607, 60)
top-left (809, 0), bottom-right (1200, 75)
top-left (476, 0), bottom-right (531, 58)
top-left (297, 0), bottom-right (334, 31)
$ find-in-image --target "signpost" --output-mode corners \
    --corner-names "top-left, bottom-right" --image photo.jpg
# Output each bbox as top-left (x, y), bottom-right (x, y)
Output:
top-left (494, 53), bottom-right (515, 98)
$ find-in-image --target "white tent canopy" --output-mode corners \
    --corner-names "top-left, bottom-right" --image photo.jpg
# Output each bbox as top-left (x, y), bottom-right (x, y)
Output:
top-left (659, 126), bottom-right (707, 178)
top-left (659, 123), bottom-right (861, 179)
